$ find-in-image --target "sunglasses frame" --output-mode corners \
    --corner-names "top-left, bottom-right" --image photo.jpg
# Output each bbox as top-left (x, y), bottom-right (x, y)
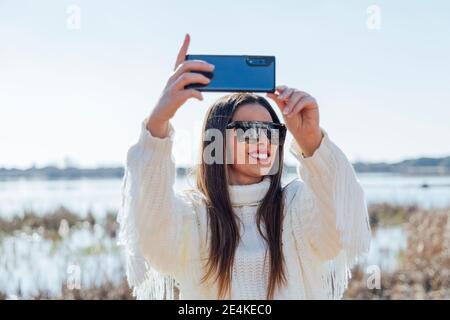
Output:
top-left (226, 121), bottom-right (287, 145)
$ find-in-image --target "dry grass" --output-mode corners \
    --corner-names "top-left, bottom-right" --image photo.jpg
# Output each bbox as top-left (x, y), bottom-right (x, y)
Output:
top-left (368, 202), bottom-right (420, 229)
top-left (345, 208), bottom-right (450, 299)
top-left (1, 204), bottom-right (450, 299)
top-left (0, 206), bottom-right (118, 240)
top-left (46, 280), bottom-right (133, 300)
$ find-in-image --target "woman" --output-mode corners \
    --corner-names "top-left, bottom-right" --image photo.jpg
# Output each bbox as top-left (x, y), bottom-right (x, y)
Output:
top-left (117, 34), bottom-right (371, 300)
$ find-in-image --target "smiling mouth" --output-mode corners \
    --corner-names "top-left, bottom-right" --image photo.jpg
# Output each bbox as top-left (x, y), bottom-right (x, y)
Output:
top-left (248, 151), bottom-right (271, 164)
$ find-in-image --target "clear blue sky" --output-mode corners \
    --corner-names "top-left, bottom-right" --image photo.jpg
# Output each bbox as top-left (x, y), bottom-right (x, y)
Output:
top-left (1, 0), bottom-right (449, 168)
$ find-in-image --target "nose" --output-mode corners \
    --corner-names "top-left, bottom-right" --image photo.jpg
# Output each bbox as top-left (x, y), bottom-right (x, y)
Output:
top-left (257, 130), bottom-right (270, 151)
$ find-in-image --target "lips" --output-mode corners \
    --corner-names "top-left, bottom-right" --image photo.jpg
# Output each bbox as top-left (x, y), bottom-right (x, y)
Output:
top-left (248, 150), bottom-right (271, 165)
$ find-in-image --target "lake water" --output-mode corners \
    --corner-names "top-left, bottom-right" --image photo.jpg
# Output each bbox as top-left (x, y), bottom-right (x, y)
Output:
top-left (1, 173), bottom-right (449, 219)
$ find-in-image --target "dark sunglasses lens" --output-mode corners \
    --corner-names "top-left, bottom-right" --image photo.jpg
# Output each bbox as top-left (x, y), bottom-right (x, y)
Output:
top-left (236, 128), bottom-right (258, 144)
top-left (234, 125), bottom-right (285, 145)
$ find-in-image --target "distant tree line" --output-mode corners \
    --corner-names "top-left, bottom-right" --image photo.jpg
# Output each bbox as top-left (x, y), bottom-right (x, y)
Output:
top-left (353, 156), bottom-right (450, 175)
top-left (1, 155), bottom-right (450, 180)
top-left (0, 166), bottom-right (124, 180)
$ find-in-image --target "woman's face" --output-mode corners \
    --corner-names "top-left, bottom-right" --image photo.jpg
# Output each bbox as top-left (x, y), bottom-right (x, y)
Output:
top-left (227, 103), bottom-right (280, 184)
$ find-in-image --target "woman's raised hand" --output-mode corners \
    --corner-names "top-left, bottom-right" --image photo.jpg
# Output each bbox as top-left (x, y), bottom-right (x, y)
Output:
top-left (146, 34), bottom-right (215, 138)
top-left (267, 86), bottom-right (323, 157)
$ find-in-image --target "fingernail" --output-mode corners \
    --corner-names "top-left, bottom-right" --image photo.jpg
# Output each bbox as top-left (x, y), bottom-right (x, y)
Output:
top-left (283, 107), bottom-right (290, 115)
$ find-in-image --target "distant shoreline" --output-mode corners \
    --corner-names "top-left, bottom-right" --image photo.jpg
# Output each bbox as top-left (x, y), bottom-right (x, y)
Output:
top-left (1, 155), bottom-right (450, 181)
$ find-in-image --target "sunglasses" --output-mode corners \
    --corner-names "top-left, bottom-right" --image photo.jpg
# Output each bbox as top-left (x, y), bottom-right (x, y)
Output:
top-left (226, 121), bottom-right (287, 145)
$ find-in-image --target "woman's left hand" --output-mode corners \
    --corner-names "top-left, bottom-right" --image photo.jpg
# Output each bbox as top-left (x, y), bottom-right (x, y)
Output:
top-left (267, 85), bottom-right (323, 157)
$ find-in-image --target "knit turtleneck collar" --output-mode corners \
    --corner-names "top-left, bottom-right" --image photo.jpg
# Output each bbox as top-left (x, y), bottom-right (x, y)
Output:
top-left (228, 176), bottom-right (271, 207)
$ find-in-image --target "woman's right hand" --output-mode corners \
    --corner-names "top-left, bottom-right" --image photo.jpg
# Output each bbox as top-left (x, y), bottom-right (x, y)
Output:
top-left (146, 34), bottom-right (215, 138)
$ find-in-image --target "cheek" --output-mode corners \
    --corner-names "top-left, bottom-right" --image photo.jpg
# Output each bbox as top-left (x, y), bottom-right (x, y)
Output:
top-left (227, 137), bottom-right (249, 164)
top-left (270, 145), bottom-right (278, 158)
top-left (257, 145), bottom-right (281, 175)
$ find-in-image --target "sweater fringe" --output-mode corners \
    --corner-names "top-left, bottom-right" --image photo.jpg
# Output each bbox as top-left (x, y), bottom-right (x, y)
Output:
top-left (117, 167), bottom-right (178, 299)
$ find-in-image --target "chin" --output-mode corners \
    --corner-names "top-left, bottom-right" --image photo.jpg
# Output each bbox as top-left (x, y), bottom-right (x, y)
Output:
top-left (258, 166), bottom-right (276, 176)
top-left (234, 165), bottom-right (275, 178)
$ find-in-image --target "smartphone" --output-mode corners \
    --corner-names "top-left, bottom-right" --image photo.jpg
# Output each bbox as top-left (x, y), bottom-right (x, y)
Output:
top-left (184, 55), bottom-right (275, 93)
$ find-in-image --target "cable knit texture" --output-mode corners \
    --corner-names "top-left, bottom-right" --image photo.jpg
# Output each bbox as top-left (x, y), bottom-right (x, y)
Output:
top-left (117, 117), bottom-right (371, 300)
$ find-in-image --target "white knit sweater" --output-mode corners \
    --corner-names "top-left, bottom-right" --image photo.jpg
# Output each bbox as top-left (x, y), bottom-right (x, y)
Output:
top-left (117, 117), bottom-right (371, 300)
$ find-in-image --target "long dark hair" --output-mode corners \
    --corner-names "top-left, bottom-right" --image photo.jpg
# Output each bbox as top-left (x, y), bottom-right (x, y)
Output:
top-left (194, 93), bottom-right (287, 299)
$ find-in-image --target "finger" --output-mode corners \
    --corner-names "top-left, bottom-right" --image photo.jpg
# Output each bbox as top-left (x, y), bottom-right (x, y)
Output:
top-left (266, 92), bottom-right (282, 102)
top-left (266, 92), bottom-right (278, 101)
top-left (178, 89), bottom-right (204, 102)
top-left (283, 91), bottom-right (306, 115)
top-left (174, 33), bottom-right (190, 71)
top-left (287, 95), bottom-right (316, 118)
top-left (266, 92), bottom-right (285, 109)
top-left (169, 60), bottom-right (214, 84)
top-left (275, 85), bottom-right (288, 94)
top-left (173, 72), bottom-right (211, 90)
top-left (277, 87), bottom-right (295, 102)
top-left (266, 85), bottom-right (290, 102)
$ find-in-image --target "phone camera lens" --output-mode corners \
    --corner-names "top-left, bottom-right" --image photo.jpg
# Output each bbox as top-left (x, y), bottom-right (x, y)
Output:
top-left (247, 57), bottom-right (267, 66)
